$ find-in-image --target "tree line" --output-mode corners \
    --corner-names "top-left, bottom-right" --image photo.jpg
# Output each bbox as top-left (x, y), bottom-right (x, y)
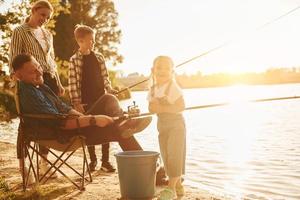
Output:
top-left (0, 0), bottom-right (122, 82)
top-left (117, 67), bottom-right (300, 90)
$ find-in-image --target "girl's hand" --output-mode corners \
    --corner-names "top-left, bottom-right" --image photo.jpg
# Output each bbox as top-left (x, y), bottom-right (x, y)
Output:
top-left (151, 98), bottom-right (160, 104)
top-left (157, 97), bottom-right (169, 105)
top-left (149, 101), bottom-right (160, 113)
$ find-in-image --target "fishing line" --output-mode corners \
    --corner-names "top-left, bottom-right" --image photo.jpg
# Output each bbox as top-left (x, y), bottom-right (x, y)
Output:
top-left (123, 95), bottom-right (300, 119)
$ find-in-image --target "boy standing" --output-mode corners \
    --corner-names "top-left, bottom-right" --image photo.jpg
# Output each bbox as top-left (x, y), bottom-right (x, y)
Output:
top-left (69, 25), bottom-right (117, 172)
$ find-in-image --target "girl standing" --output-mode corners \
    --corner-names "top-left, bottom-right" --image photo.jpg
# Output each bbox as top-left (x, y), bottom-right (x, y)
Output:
top-left (148, 56), bottom-right (186, 199)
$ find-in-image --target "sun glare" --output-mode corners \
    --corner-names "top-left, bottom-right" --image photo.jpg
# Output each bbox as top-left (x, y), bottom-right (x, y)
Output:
top-left (220, 103), bottom-right (262, 198)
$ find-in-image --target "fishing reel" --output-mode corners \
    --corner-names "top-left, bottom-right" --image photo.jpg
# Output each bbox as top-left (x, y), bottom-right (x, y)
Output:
top-left (127, 101), bottom-right (140, 117)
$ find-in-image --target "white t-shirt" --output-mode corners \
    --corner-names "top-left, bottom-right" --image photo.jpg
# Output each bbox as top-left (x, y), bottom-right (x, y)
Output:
top-left (31, 27), bottom-right (48, 53)
top-left (147, 80), bottom-right (183, 104)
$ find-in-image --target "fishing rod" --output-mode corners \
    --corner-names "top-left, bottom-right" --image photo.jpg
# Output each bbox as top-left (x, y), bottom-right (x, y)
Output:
top-left (115, 4), bottom-right (300, 95)
top-left (86, 5), bottom-right (300, 115)
top-left (120, 95), bottom-right (300, 119)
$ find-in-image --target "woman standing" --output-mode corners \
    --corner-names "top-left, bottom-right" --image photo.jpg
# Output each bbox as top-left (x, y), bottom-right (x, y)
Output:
top-left (9, 0), bottom-right (64, 95)
top-left (9, 0), bottom-right (64, 181)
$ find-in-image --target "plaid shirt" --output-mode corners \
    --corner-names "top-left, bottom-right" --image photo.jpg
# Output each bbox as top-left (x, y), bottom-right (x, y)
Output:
top-left (68, 50), bottom-right (112, 104)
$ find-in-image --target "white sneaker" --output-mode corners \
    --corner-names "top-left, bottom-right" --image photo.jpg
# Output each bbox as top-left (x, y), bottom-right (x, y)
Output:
top-left (39, 161), bottom-right (58, 178)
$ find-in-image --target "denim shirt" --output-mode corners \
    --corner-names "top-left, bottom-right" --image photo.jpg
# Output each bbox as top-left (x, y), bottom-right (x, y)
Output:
top-left (19, 81), bottom-right (71, 127)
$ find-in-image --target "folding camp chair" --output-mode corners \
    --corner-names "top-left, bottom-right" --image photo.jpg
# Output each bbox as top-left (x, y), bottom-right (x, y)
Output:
top-left (14, 81), bottom-right (92, 191)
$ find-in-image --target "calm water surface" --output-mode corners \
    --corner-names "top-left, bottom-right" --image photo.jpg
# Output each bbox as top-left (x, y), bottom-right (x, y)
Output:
top-left (1, 83), bottom-right (300, 199)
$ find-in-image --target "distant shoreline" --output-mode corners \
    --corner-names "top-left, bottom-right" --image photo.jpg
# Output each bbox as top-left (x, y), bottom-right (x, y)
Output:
top-left (119, 68), bottom-right (300, 92)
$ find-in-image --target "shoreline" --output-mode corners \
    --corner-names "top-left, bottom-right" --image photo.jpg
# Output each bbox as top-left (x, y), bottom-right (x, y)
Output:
top-left (0, 141), bottom-right (226, 200)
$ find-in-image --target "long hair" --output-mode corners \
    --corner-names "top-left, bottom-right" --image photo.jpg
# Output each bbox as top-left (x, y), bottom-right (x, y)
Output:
top-left (25, 0), bottom-right (53, 22)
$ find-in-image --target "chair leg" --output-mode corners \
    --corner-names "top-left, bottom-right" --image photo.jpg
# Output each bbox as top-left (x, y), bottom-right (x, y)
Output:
top-left (81, 139), bottom-right (92, 183)
top-left (36, 143), bottom-right (40, 184)
top-left (21, 141), bottom-right (40, 191)
top-left (47, 139), bottom-right (92, 184)
top-left (31, 146), bottom-right (71, 184)
top-left (47, 149), bottom-right (83, 189)
top-left (25, 143), bottom-right (38, 183)
top-left (48, 140), bottom-right (92, 190)
top-left (19, 139), bottom-right (26, 192)
top-left (20, 157), bottom-right (26, 192)
top-left (23, 138), bottom-right (92, 191)
top-left (80, 139), bottom-right (91, 190)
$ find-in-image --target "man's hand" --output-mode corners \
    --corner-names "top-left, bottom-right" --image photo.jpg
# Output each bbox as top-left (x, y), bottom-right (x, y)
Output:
top-left (74, 103), bottom-right (86, 113)
top-left (95, 115), bottom-right (114, 127)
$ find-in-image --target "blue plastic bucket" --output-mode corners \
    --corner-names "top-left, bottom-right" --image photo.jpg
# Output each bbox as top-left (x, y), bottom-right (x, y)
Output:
top-left (115, 150), bottom-right (159, 199)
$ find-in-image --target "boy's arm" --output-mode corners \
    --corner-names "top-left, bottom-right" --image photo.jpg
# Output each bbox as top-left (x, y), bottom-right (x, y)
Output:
top-left (68, 57), bottom-right (81, 105)
top-left (96, 54), bottom-right (115, 93)
top-left (148, 96), bottom-right (185, 114)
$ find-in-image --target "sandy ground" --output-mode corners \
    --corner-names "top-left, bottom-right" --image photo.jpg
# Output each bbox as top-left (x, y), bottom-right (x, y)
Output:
top-left (0, 141), bottom-right (225, 200)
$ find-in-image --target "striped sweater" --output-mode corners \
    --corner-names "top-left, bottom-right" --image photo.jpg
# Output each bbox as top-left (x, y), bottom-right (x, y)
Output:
top-left (9, 23), bottom-right (57, 74)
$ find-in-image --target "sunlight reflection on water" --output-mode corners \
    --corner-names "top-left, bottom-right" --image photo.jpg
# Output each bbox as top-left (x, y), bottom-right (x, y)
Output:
top-left (122, 84), bottom-right (300, 200)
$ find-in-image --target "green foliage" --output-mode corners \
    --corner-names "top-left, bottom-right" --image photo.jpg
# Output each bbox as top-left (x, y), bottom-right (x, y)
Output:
top-left (0, 0), bottom-right (69, 69)
top-left (53, 0), bottom-right (123, 65)
top-left (0, 177), bottom-right (16, 200)
top-left (0, 177), bottom-right (10, 193)
top-left (0, 91), bottom-right (16, 116)
top-left (0, 1), bottom-right (29, 66)
top-left (0, 0), bottom-right (122, 87)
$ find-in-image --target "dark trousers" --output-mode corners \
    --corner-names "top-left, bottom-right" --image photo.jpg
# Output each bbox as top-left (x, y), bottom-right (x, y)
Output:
top-left (87, 143), bottom-right (109, 162)
top-left (17, 121), bottom-right (142, 159)
top-left (60, 125), bottom-right (142, 151)
top-left (17, 93), bottom-right (141, 158)
top-left (85, 94), bottom-right (124, 162)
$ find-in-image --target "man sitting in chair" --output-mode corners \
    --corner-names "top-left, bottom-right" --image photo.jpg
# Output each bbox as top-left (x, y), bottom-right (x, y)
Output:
top-left (12, 53), bottom-right (151, 180)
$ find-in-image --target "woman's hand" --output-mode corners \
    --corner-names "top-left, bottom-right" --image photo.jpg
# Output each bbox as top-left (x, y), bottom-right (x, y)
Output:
top-left (58, 84), bottom-right (65, 96)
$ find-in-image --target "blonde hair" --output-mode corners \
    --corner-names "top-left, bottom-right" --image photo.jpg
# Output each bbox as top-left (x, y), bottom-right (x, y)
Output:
top-left (150, 55), bottom-right (175, 86)
top-left (25, 0), bottom-right (53, 22)
top-left (32, 0), bottom-right (53, 12)
top-left (74, 24), bottom-right (95, 40)
top-left (153, 56), bottom-right (174, 69)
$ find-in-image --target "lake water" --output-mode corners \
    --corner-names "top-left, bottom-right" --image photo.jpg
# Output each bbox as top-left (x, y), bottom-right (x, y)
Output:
top-left (1, 83), bottom-right (300, 199)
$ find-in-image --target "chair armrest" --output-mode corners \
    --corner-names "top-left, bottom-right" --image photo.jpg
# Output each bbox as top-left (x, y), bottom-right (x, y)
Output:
top-left (20, 113), bottom-right (80, 120)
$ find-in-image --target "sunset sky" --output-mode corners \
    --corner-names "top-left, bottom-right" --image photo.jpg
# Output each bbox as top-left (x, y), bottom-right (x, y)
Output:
top-left (1, 0), bottom-right (300, 75)
top-left (114, 0), bottom-right (300, 75)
